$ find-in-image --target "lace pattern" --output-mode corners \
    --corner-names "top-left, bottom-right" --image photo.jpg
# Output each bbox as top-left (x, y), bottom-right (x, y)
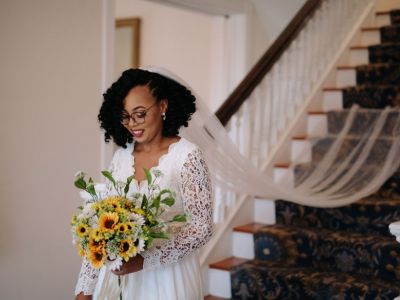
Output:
top-left (142, 148), bottom-right (213, 270)
top-left (74, 258), bottom-right (100, 295)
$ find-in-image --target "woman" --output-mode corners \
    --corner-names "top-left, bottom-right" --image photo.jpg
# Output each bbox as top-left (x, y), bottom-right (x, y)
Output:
top-left (75, 68), bottom-right (213, 300)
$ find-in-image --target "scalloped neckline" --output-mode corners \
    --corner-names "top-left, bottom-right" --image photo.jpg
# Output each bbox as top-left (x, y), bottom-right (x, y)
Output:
top-left (130, 137), bottom-right (183, 188)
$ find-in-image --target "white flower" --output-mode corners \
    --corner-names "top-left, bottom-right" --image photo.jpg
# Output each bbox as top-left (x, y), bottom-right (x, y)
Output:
top-left (81, 204), bottom-right (95, 218)
top-left (137, 238), bottom-right (145, 253)
top-left (129, 213), bottom-right (145, 227)
top-left (106, 256), bottom-right (123, 271)
top-left (88, 216), bottom-right (99, 227)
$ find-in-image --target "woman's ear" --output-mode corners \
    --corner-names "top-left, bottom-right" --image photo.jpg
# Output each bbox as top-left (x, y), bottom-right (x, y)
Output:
top-left (160, 99), bottom-right (168, 113)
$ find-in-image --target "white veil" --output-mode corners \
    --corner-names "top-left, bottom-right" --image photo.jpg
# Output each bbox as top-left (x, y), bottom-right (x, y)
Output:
top-left (141, 66), bottom-right (400, 218)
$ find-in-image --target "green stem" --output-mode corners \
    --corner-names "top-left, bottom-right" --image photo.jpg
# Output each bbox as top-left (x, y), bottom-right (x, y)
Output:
top-left (118, 275), bottom-right (122, 300)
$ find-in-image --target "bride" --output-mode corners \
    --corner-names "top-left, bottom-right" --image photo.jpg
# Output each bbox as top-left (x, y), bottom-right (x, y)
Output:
top-left (75, 67), bottom-right (213, 300)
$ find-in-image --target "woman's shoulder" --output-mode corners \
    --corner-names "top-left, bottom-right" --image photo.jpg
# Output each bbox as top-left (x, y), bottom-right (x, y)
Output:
top-left (176, 137), bottom-right (203, 156)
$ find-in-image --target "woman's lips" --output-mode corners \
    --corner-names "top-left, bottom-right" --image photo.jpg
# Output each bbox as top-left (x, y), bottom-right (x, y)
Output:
top-left (131, 129), bottom-right (144, 138)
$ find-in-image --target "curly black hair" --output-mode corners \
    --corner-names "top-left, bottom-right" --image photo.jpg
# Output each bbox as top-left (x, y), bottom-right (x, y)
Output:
top-left (98, 68), bottom-right (196, 148)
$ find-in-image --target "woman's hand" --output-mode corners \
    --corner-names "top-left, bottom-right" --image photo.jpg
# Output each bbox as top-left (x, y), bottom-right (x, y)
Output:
top-left (112, 255), bottom-right (144, 275)
top-left (75, 292), bottom-right (92, 300)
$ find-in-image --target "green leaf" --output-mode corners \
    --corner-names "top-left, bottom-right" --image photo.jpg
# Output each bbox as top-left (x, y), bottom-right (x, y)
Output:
top-left (161, 197), bottom-right (175, 206)
top-left (124, 175), bottom-right (133, 195)
top-left (87, 184), bottom-right (97, 197)
top-left (152, 195), bottom-right (160, 209)
top-left (74, 178), bottom-right (87, 190)
top-left (101, 170), bottom-right (116, 185)
top-left (142, 194), bottom-right (148, 210)
top-left (148, 232), bottom-right (169, 239)
top-left (171, 214), bottom-right (187, 222)
top-left (144, 168), bottom-right (152, 185)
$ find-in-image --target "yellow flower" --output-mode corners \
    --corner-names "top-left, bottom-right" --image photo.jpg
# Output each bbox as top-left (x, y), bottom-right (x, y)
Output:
top-left (119, 239), bottom-right (137, 261)
top-left (146, 214), bottom-right (153, 223)
top-left (76, 223), bottom-right (89, 237)
top-left (90, 228), bottom-right (102, 242)
top-left (91, 202), bottom-right (101, 212)
top-left (123, 200), bottom-right (133, 209)
top-left (106, 197), bottom-right (121, 210)
top-left (126, 222), bottom-right (135, 232)
top-left (117, 223), bottom-right (128, 233)
top-left (88, 247), bottom-right (106, 268)
top-left (89, 237), bottom-right (105, 252)
top-left (71, 215), bottom-right (78, 226)
top-left (77, 245), bottom-right (85, 257)
top-left (99, 212), bottom-right (119, 233)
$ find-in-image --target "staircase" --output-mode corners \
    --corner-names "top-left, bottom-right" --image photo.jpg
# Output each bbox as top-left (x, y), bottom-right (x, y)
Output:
top-left (207, 8), bottom-right (400, 300)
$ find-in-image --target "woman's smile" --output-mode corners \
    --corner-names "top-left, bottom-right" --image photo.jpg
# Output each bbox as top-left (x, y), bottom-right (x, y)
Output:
top-left (131, 129), bottom-right (144, 138)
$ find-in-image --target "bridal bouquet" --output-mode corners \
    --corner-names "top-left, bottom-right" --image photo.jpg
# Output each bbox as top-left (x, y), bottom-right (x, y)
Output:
top-left (70, 169), bottom-right (186, 270)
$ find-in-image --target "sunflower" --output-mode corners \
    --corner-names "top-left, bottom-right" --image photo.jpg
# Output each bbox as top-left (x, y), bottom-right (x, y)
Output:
top-left (117, 223), bottom-right (128, 233)
top-left (89, 237), bottom-right (105, 252)
top-left (88, 247), bottom-right (106, 268)
top-left (99, 212), bottom-right (119, 233)
top-left (90, 228), bottom-right (103, 242)
top-left (126, 222), bottom-right (135, 232)
top-left (119, 239), bottom-right (137, 261)
top-left (76, 223), bottom-right (89, 237)
top-left (106, 197), bottom-right (121, 210)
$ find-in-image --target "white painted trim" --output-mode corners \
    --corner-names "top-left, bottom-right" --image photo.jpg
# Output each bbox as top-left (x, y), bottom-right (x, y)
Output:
top-left (232, 232), bottom-right (255, 259)
top-left (208, 268), bottom-right (232, 298)
top-left (100, 0), bottom-right (116, 174)
top-left (254, 198), bottom-right (276, 224)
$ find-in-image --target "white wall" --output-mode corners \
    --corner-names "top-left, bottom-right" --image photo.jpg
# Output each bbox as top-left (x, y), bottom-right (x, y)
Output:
top-left (116, 0), bottom-right (227, 112)
top-left (0, 0), bottom-right (113, 299)
top-left (248, 0), bottom-right (307, 67)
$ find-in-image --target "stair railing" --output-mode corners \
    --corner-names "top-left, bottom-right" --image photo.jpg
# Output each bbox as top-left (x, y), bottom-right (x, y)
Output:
top-left (202, 0), bottom-right (377, 265)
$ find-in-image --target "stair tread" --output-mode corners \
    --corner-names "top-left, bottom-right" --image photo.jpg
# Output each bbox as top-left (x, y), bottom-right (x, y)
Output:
top-left (204, 296), bottom-right (229, 300)
top-left (209, 257), bottom-right (249, 271)
top-left (233, 223), bottom-right (265, 233)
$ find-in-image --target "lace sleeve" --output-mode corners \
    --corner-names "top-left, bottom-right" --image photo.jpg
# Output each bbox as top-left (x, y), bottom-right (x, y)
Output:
top-left (74, 258), bottom-right (100, 296)
top-left (74, 149), bottom-right (120, 295)
top-left (141, 148), bottom-right (214, 271)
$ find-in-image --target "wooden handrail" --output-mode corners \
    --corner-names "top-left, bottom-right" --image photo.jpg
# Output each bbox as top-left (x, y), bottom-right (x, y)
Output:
top-left (215, 0), bottom-right (322, 126)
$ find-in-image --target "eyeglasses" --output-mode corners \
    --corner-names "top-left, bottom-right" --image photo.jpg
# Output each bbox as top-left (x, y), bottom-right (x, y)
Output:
top-left (120, 102), bottom-right (157, 125)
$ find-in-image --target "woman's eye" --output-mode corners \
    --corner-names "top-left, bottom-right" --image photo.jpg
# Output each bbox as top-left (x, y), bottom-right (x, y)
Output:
top-left (135, 112), bottom-right (146, 118)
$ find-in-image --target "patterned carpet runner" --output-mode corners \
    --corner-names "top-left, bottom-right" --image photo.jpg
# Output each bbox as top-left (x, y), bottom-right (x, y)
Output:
top-left (229, 9), bottom-right (400, 300)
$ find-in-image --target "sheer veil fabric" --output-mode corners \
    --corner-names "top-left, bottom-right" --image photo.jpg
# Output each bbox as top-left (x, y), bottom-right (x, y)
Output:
top-left (143, 66), bottom-right (400, 211)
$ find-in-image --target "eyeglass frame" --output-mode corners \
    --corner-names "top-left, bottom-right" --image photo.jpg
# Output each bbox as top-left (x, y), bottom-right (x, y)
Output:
top-left (120, 102), bottom-right (158, 125)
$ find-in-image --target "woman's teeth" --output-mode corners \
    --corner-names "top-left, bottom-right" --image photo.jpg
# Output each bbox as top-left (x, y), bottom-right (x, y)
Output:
top-left (132, 130), bottom-right (144, 137)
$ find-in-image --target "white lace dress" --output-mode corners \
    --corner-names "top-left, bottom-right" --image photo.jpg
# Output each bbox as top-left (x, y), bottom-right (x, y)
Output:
top-left (74, 137), bottom-right (213, 300)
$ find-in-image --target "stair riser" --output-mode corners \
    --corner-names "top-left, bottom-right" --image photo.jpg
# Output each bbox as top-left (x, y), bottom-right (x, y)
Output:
top-left (360, 30), bottom-right (381, 46)
top-left (374, 14), bottom-right (391, 27)
top-left (307, 114), bottom-right (328, 138)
